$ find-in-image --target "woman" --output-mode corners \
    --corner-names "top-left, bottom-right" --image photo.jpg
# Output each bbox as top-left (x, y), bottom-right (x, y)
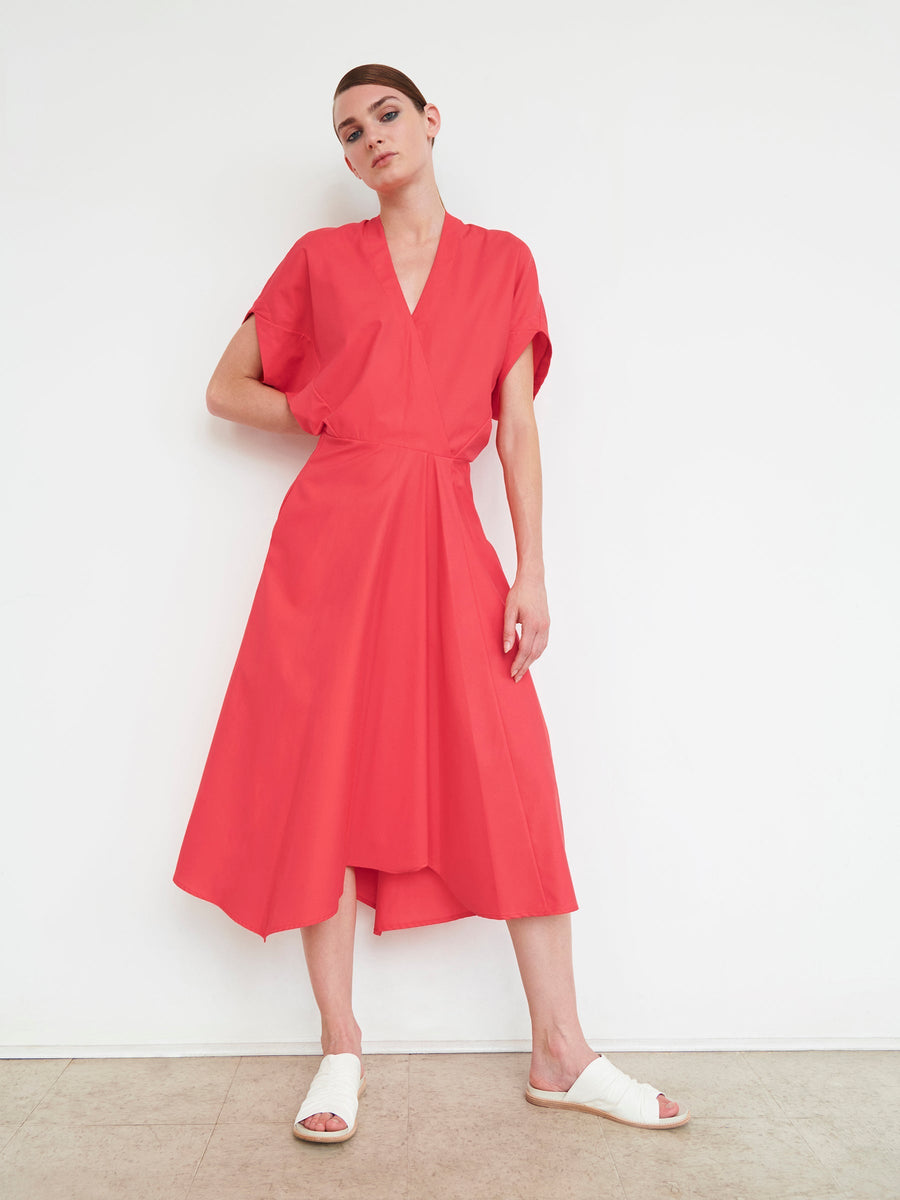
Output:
top-left (174, 63), bottom-right (688, 1140)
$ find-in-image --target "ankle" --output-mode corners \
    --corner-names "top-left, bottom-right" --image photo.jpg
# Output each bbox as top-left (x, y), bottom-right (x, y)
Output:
top-left (320, 1018), bottom-right (362, 1059)
top-left (533, 1025), bottom-right (593, 1064)
top-left (528, 1030), bottom-right (597, 1092)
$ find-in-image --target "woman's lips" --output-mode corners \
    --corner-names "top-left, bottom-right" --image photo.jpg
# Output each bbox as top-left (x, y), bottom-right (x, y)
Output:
top-left (372, 152), bottom-right (396, 167)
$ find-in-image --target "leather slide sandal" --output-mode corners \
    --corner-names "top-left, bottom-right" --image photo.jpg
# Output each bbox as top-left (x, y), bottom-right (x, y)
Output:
top-left (525, 1053), bottom-right (690, 1129)
top-left (293, 1053), bottom-right (367, 1143)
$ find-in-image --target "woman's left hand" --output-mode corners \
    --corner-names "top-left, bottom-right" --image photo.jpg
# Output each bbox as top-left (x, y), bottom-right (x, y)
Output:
top-left (503, 573), bottom-right (550, 682)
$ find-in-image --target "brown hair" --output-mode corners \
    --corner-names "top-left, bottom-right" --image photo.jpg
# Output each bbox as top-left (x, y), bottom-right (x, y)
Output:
top-left (333, 64), bottom-right (434, 143)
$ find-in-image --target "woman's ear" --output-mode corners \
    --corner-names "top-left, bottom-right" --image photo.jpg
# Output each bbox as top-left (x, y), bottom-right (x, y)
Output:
top-left (423, 102), bottom-right (441, 142)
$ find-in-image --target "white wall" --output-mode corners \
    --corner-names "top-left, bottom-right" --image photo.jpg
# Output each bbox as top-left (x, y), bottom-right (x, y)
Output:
top-left (3, 0), bottom-right (898, 1053)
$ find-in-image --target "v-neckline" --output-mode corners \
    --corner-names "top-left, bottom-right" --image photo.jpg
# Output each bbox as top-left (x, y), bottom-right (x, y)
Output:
top-left (368, 210), bottom-right (458, 320)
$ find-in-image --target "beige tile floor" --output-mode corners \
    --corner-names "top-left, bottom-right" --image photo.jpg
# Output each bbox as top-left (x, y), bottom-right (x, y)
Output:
top-left (1, 1050), bottom-right (898, 1199)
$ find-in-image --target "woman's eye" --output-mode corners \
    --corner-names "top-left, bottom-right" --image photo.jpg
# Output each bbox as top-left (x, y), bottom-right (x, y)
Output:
top-left (345, 110), bottom-right (397, 144)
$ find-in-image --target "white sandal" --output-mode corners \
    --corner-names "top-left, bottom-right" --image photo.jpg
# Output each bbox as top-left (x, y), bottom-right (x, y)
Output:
top-left (525, 1053), bottom-right (690, 1129)
top-left (293, 1053), bottom-right (366, 1143)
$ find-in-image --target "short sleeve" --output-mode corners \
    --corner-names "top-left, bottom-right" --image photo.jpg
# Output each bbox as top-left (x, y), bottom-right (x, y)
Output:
top-left (490, 240), bottom-right (552, 420)
top-left (244, 238), bottom-right (326, 433)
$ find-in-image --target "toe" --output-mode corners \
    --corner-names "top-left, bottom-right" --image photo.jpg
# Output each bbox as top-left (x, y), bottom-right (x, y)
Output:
top-left (302, 1112), bottom-right (347, 1133)
top-left (657, 1094), bottom-right (679, 1119)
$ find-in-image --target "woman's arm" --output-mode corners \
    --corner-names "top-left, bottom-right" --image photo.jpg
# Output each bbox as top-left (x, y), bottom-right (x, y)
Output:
top-left (205, 316), bottom-right (303, 434)
top-left (495, 341), bottom-right (550, 682)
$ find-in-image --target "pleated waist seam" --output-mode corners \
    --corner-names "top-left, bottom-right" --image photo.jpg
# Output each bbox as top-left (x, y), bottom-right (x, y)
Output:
top-left (321, 430), bottom-right (473, 463)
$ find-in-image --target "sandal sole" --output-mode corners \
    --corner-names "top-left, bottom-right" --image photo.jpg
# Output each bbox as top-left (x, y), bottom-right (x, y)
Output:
top-left (525, 1087), bottom-right (690, 1129)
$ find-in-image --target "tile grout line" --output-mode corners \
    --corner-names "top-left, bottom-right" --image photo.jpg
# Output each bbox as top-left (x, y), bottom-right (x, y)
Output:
top-left (738, 1051), bottom-right (849, 1200)
top-left (600, 1121), bottom-right (630, 1200)
top-left (787, 1115), bottom-right (849, 1198)
top-left (405, 1052), bottom-right (411, 1200)
top-left (16, 1057), bottom-right (73, 1129)
top-left (0, 1119), bottom-right (25, 1159)
top-left (183, 1054), bottom-right (242, 1198)
top-left (737, 1049), bottom-right (791, 1117)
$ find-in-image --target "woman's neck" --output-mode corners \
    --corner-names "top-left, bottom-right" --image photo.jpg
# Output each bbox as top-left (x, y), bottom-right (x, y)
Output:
top-left (377, 178), bottom-right (446, 244)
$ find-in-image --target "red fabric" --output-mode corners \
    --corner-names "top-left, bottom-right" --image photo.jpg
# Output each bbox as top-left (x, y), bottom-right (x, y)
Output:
top-left (173, 212), bottom-right (577, 938)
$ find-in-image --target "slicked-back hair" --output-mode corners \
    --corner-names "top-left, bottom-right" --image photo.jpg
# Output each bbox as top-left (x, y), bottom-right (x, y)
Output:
top-left (333, 64), bottom-right (434, 143)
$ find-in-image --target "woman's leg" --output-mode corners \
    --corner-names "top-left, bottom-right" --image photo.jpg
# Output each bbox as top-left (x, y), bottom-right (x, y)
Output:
top-left (297, 866), bottom-right (363, 1133)
top-left (506, 913), bottom-right (679, 1119)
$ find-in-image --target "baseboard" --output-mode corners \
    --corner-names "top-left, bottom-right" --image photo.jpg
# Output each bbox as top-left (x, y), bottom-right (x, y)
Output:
top-left (2, 1037), bottom-right (898, 1058)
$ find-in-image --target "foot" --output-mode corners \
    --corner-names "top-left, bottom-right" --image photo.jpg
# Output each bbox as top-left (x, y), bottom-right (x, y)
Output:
top-left (530, 1045), bottom-right (680, 1120)
top-left (297, 1107), bottom-right (358, 1134)
top-left (298, 1038), bottom-right (364, 1135)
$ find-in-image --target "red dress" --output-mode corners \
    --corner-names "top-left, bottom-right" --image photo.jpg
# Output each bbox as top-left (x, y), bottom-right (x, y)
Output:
top-left (173, 211), bottom-right (578, 938)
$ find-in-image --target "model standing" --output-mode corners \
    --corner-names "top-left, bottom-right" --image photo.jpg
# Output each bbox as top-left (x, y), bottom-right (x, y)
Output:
top-left (174, 63), bottom-right (688, 1140)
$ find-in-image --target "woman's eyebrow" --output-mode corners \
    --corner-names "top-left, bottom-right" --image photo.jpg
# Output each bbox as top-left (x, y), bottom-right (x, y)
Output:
top-left (336, 95), bottom-right (403, 133)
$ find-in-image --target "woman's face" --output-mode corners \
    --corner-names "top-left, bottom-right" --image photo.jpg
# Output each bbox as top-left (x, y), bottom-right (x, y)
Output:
top-left (333, 84), bottom-right (440, 193)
